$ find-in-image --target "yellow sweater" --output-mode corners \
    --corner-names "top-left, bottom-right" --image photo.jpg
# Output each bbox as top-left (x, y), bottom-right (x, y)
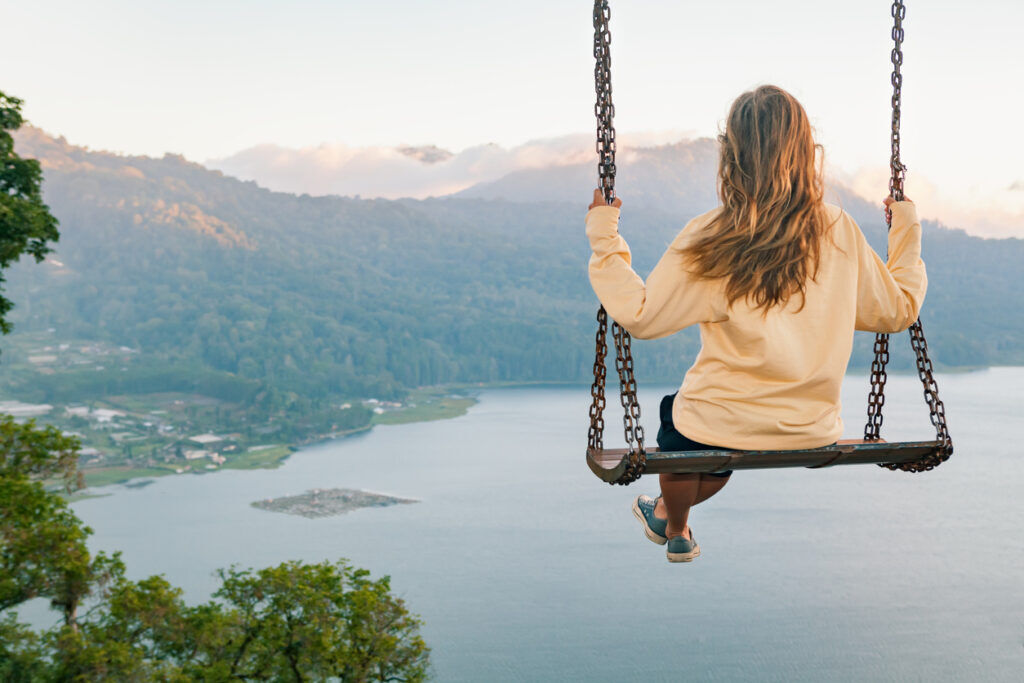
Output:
top-left (585, 201), bottom-right (927, 450)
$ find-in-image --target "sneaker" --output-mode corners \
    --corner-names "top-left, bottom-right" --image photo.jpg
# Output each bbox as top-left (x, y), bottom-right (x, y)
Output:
top-left (666, 531), bottom-right (701, 563)
top-left (632, 494), bottom-right (668, 545)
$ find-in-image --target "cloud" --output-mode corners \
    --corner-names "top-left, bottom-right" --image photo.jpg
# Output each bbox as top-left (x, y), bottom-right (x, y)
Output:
top-left (206, 132), bottom-right (1023, 239)
top-left (204, 130), bottom-right (693, 200)
top-left (832, 165), bottom-right (1024, 239)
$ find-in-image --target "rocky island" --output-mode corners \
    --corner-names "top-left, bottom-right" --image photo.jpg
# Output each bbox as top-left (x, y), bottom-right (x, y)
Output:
top-left (251, 488), bottom-right (417, 518)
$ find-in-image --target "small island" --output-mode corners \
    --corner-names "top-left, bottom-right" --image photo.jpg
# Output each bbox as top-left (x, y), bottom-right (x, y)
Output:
top-left (251, 488), bottom-right (418, 518)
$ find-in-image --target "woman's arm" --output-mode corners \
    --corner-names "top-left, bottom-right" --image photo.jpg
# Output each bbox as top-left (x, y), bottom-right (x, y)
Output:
top-left (585, 191), bottom-right (722, 339)
top-left (853, 199), bottom-right (928, 333)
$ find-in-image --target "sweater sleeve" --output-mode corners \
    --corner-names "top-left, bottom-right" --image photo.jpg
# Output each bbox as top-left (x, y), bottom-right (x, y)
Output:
top-left (585, 205), bottom-right (723, 339)
top-left (853, 201), bottom-right (928, 333)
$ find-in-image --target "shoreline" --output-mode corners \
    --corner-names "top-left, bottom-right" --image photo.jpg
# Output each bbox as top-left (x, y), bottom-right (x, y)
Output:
top-left (447, 364), bottom-right (994, 389)
top-left (55, 364), bottom-right (1001, 496)
top-left (65, 392), bottom-right (479, 495)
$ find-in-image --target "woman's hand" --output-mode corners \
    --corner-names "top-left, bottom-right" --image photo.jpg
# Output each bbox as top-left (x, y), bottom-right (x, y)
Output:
top-left (883, 194), bottom-right (913, 208)
top-left (883, 194), bottom-right (912, 221)
top-left (589, 188), bottom-right (623, 210)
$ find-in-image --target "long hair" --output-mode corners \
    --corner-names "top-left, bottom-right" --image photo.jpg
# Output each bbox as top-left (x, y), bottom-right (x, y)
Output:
top-left (681, 85), bottom-right (833, 313)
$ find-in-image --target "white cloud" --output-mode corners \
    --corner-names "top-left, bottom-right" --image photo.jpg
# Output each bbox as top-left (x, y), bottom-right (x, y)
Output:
top-left (837, 165), bottom-right (1024, 239)
top-left (207, 132), bottom-right (1022, 240)
top-left (204, 130), bottom-right (693, 201)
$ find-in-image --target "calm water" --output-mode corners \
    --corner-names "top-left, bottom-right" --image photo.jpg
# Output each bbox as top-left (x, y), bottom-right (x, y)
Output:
top-left (20, 368), bottom-right (1024, 681)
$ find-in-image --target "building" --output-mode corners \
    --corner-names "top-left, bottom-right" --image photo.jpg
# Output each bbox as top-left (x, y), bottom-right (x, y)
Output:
top-left (0, 401), bottom-right (54, 418)
top-left (92, 409), bottom-right (126, 423)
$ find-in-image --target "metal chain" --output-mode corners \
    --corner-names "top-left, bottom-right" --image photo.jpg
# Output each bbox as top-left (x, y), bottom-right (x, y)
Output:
top-left (587, 0), bottom-right (646, 485)
top-left (864, 332), bottom-right (890, 441)
top-left (612, 320), bottom-right (646, 482)
top-left (887, 318), bottom-right (953, 471)
top-left (593, 0), bottom-right (616, 205)
top-left (587, 307), bottom-right (608, 454)
top-left (866, 0), bottom-right (953, 472)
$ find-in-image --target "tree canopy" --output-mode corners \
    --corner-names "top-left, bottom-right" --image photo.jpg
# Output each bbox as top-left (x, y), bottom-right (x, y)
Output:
top-left (0, 92), bottom-right (59, 335)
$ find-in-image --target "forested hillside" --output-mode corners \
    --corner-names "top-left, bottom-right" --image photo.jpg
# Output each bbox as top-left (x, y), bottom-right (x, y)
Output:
top-left (458, 140), bottom-right (1024, 372)
top-left (5, 128), bottom-right (1022, 407)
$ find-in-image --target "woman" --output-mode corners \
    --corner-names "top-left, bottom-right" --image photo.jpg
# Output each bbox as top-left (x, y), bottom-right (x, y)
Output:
top-left (584, 85), bottom-right (926, 563)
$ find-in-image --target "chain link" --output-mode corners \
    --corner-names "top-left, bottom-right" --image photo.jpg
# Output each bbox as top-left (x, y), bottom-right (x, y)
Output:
top-left (587, 1), bottom-right (646, 484)
top-left (866, 0), bottom-right (953, 472)
top-left (587, 307), bottom-right (607, 454)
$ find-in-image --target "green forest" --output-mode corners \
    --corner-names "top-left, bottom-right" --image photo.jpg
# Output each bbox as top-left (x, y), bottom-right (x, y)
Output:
top-left (5, 128), bottom-right (1022, 414)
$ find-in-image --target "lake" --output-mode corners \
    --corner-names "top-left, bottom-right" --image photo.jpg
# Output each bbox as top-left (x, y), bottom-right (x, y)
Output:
top-left (20, 368), bottom-right (1024, 681)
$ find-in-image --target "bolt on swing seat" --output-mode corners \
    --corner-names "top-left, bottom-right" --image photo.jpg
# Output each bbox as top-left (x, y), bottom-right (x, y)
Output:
top-left (585, 0), bottom-right (952, 485)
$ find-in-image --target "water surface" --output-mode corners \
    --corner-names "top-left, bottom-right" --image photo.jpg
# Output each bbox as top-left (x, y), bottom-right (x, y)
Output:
top-left (26, 369), bottom-right (1024, 681)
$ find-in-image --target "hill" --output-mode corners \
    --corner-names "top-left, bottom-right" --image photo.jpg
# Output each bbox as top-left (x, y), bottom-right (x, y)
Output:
top-left (5, 128), bottom-right (1022, 413)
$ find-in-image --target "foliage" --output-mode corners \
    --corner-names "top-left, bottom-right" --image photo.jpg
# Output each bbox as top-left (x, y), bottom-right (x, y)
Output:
top-left (0, 417), bottom-right (122, 630)
top-left (1, 430), bottom-right (428, 680)
top-left (1, 558), bottom-right (429, 681)
top-left (0, 92), bottom-right (60, 335)
top-left (203, 560), bottom-right (429, 681)
top-left (0, 415), bottom-right (80, 491)
top-left (0, 611), bottom-right (50, 682)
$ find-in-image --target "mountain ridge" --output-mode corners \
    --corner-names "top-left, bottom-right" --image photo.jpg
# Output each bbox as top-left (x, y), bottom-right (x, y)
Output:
top-left (5, 128), bottom-right (1021, 407)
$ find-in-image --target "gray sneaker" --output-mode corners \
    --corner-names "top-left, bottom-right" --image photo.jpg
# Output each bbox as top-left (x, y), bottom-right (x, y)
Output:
top-left (632, 495), bottom-right (668, 545)
top-left (666, 531), bottom-right (701, 563)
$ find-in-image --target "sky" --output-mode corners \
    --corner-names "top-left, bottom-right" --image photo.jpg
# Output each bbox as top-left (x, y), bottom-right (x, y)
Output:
top-left (3, 0), bottom-right (1023, 237)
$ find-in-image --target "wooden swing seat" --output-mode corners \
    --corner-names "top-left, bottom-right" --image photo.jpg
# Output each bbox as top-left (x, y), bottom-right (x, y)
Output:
top-left (586, 439), bottom-right (943, 483)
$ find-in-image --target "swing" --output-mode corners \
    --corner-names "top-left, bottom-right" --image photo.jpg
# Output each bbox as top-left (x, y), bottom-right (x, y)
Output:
top-left (586, 0), bottom-right (953, 485)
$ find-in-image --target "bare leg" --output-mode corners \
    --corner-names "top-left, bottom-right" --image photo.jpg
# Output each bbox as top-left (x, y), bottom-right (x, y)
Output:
top-left (654, 474), bottom-right (731, 539)
top-left (656, 473), bottom-right (699, 539)
top-left (694, 474), bottom-right (730, 504)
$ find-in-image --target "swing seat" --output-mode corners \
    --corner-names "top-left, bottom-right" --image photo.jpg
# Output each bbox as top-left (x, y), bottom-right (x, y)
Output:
top-left (586, 439), bottom-right (944, 483)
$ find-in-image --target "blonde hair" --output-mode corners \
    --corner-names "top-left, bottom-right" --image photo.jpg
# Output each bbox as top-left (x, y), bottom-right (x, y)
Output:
top-left (681, 85), bottom-right (834, 312)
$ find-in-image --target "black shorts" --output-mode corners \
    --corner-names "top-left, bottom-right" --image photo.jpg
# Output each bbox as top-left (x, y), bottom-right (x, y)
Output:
top-left (656, 392), bottom-right (734, 478)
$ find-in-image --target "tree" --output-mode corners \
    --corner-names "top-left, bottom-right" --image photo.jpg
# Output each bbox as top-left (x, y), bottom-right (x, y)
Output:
top-left (0, 417), bottom-right (123, 631)
top-left (0, 612), bottom-right (50, 683)
top-left (0, 423), bottom-right (428, 681)
top-left (0, 93), bottom-right (429, 681)
top-left (208, 560), bottom-right (429, 681)
top-left (0, 91), bottom-right (60, 334)
top-left (1, 416), bottom-right (429, 680)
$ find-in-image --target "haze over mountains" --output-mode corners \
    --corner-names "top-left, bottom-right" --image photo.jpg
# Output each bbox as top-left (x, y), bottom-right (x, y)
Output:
top-left (5, 127), bottom-right (1022, 409)
top-left (208, 133), bottom-right (1024, 240)
top-left (205, 131), bottom-right (691, 202)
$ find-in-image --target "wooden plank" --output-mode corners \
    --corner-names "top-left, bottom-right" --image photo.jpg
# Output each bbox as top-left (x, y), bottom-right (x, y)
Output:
top-left (587, 440), bottom-right (941, 483)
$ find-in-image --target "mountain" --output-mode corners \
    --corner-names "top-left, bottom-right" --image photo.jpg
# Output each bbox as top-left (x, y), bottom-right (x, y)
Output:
top-left (457, 137), bottom-right (912, 248)
top-left (454, 138), bottom-right (1024, 373)
top-left (457, 138), bottom-right (721, 218)
top-left (4, 128), bottom-right (1022, 410)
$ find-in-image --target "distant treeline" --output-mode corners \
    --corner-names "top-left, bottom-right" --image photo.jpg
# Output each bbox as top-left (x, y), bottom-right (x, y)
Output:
top-left (11, 361), bottom-right (260, 404)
